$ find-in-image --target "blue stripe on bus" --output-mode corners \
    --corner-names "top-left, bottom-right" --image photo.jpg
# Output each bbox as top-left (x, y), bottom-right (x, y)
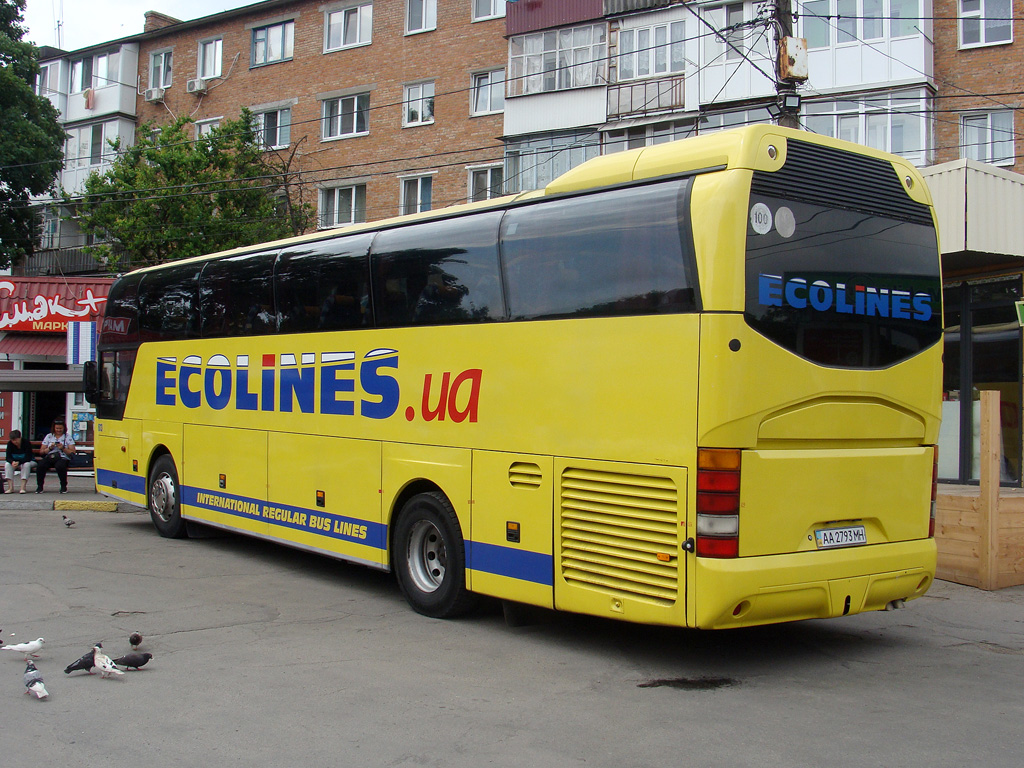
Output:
top-left (180, 486), bottom-right (387, 551)
top-left (96, 469), bottom-right (146, 495)
top-left (466, 541), bottom-right (554, 586)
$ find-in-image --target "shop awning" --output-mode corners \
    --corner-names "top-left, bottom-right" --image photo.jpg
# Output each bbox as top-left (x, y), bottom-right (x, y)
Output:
top-left (0, 368), bottom-right (84, 392)
top-left (0, 334), bottom-right (67, 357)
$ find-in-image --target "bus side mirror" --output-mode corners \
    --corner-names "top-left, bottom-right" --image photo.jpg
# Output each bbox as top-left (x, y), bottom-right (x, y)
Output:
top-left (83, 360), bottom-right (100, 404)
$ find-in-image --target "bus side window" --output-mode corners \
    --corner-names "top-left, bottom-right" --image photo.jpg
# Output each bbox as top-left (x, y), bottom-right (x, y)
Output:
top-left (371, 211), bottom-right (505, 327)
top-left (276, 234), bottom-right (373, 335)
top-left (200, 251), bottom-right (278, 338)
top-left (501, 179), bottom-right (697, 320)
top-left (138, 264), bottom-right (202, 341)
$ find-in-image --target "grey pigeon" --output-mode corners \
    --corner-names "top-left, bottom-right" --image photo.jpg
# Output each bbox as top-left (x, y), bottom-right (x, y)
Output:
top-left (113, 652), bottom-right (153, 670)
top-left (23, 660), bottom-right (49, 699)
top-left (65, 644), bottom-right (100, 675)
top-left (62, 515), bottom-right (75, 527)
top-left (129, 632), bottom-right (143, 650)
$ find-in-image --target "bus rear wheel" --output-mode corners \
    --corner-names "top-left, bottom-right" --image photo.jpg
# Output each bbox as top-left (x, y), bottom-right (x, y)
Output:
top-left (148, 455), bottom-right (186, 539)
top-left (393, 491), bottom-right (477, 618)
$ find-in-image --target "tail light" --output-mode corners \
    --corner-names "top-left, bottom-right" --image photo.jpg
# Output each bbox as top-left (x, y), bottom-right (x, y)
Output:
top-left (929, 446), bottom-right (937, 538)
top-left (696, 448), bottom-right (741, 558)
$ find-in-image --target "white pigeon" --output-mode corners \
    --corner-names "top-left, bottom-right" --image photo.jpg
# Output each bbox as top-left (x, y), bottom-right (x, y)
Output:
top-left (23, 661), bottom-right (49, 699)
top-left (2, 637), bottom-right (44, 660)
top-left (93, 645), bottom-right (124, 678)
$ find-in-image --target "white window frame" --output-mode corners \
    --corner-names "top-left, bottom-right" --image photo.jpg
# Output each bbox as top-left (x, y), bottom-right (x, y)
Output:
top-left (254, 107), bottom-right (292, 149)
top-left (472, 0), bottom-right (506, 22)
top-left (508, 23), bottom-right (608, 96)
top-left (406, 0), bottom-right (437, 34)
top-left (471, 69), bottom-right (504, 115)
top-left (196, 118), bottom-right (222, 138)
top-left (401, 174), bottom-right (434, 215)
top-left (802, 93), bottom-right (929, 164)
top-left (150, 49), bottom-right (172, 89)
top-left (199, 38), bottom-right (223, 79)
top-left (322, 94), bottom-right (370, 139)
top-left (959, 0), bottom-right (1013, 48)
top-left (35, 62), bottom-right (58, 96)
top-left (403, 82), bottom-right (435, 127)
top-left (326, 3), bottom-right (373, 51)
top-left (40, 210), bottom-right (59, 249)
top-left (320, 184), bottom-right (368, 228)
top-left (252, 20), bottom-right (295, 66)
top-left (618, 21), bottom-right (686, 81)
top-left (961, 111), bottom-right (1015, 165)
top-left (468, 164), bottom-right (504, 202)
top-left (93, 52), bottom-right (119, 87)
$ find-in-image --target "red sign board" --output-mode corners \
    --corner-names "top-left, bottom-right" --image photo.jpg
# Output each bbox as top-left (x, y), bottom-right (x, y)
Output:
top-left (0, 278), bottom-right (112, 333)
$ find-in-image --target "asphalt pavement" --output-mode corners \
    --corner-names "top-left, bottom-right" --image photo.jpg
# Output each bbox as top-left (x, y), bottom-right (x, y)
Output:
top-left (1, 487), bottom-right (1023, 768)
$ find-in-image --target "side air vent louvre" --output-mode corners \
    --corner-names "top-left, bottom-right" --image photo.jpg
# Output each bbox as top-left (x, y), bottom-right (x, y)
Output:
top-left (509, 462), bottom-right (543, 489)
top-left (560, 467), bottom-right (679, 605)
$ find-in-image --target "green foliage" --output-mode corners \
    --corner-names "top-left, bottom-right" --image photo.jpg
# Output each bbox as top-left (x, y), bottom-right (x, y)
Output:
top-left (0, 0), bottom-right (65, 267)
top-left (74, 112), bottom-right (314, 270)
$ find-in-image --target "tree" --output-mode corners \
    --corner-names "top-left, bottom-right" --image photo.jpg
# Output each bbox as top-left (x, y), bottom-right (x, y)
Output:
top-left (0, 0), bottom-right (65, 267)
top-left (73, 112), bottom-right (314, 271)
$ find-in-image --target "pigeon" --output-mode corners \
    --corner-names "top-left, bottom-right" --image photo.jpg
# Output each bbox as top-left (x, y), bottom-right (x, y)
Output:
top-left (113, 652), bottom-right (153, 670)
top-left (129, 632), bottom-right (143, 650)
top-left (23, 661), bottom-right (49, 699)
top-left (65, 645), bottom-right (99, 675)
top-left (62, 515), bottom-right (75, 528)
top-left (93, 645), bottom-right (124, 678)
top-left (2, 637), bottom-right (44, 660)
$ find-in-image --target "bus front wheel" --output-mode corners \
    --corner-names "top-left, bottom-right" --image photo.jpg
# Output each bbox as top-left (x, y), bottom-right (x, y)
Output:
top-left (148, 455), bottom-right (186, 539)
top-left (393, 491), bottom-right (477, 618)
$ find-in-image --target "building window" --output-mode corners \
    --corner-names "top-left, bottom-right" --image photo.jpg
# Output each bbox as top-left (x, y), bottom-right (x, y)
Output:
top-left (961, 111), bottom-right (1014, 165)
top-left (618, 21), bottom-right (685, 80)
top-left (403, 82), bottom-right (435, 126)
top-left (327, 3), bottom-right (373, 50)
top-left (603, 119), bottom-right (695, 153)
top-left (320, 185), bottom-right (367, 227)
top-left (960, 0), bottom-right (1012, 47)
top-left (196, 118), bottom-right (221, 138)
top-left (253, 20), bottom-right (295, 66)
top-left (504, 130), bottom-right (601, 193)
top-left (323, 94), bottom-right (370, 139)
top-left (40, 210), bottom-right (59, 249)
top-left (150, 50), bottom-right (172, 89)
top-left (472, 69), bottom-right (504, 114)
top-left (702, 4), bottom-right (746, 61)
top-left (93, 52), bottom-right (119, 87)
top-left (406, 0), bottom-right (437, 34)
top-left (71, 53), bottom-right (118, 92)
top-left (508, 23), bottom-right (607, 96)
top-left (254, 108), bottom-right (291, 149)
top-left (66, 123), bottom-right (113, 168)
top-left (469, 166), bottom-right (503, 202)
top-left (473, 0), bottom-right (505, 21)
top-left (401, 175), bottom-right (433, 214)
top-left (890, 0), bottom-right (919, 37)
top-left (803, 93), bottom-right (928, 163)
top-left (35, 62), bottom-right (58, 96)
top-left (199, 38), bottom-right (223, 79)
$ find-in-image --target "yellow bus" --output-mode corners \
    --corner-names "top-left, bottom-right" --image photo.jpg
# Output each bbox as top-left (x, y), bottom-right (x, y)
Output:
top-left (86, 125), bottom-right (942, 629)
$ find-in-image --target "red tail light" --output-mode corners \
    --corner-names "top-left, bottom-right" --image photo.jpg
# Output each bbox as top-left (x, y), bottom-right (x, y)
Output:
top-left (696, 448), bottom-right (741, 558)
top-left (929, 446), bottom-right (938, 538)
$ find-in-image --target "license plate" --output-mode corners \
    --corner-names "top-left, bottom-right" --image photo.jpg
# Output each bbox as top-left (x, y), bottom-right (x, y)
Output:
top-left (815, 525), bottom-right (867, 549)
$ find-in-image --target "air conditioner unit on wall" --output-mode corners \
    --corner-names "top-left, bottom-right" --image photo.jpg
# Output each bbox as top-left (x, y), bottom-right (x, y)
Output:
top-left (144, 87), bottom-right (165, 103)
top-left (186, 78), bottom-right (207, 95)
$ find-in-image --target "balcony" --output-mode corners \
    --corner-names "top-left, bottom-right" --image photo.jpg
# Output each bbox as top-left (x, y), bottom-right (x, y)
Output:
top-left (607, 75), bottom-right (685, 118)
top-left (20, 246), bottom-right (123, 277)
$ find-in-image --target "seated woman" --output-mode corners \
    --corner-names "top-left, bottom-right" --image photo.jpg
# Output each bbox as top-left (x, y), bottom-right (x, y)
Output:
top-left (4, 429), bottom-right (36, 494)
top-left (36, 418), bottom-right (75, 494)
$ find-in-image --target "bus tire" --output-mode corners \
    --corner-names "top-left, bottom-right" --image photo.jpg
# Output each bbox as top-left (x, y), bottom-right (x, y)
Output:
top-left (148, 455), bottom-right (187, 539)
top-left (393, 491), bottom-right (477, 618)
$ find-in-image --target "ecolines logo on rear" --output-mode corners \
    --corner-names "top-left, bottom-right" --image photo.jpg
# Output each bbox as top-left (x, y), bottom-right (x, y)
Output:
top-left (154, 348), bottom-right (482, 423)
top-left (758, 273), bottom-right (934, 321)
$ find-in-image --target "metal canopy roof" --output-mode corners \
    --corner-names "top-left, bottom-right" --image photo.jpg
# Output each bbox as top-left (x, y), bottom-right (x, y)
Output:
top-left (0, 369), bottom-right (84, 392)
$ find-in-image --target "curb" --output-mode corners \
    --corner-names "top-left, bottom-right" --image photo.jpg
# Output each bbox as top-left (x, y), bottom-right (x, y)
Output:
top-left (55, 500), bottom-right (120, 512)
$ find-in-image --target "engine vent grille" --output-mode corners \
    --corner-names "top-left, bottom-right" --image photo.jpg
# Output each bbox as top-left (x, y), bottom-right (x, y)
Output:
top-left (560, 467), bottom-right (679, 605)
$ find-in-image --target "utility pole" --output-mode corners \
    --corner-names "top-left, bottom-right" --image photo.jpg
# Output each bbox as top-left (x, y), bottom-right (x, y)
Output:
top-left (774, 0), bottom-right (806, 129)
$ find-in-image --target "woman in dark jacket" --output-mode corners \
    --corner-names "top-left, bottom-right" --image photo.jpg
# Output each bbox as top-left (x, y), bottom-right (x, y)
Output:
top-left (5, 429), bottom-right (37, 494)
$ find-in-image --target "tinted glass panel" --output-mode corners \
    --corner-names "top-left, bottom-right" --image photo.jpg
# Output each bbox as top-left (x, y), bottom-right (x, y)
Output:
top-left (201, 251), bottom-right (278, 337)
top-left (500, 180), bottom-right (696, 320)
top-left (137, 263), bottom-right (201, 342)
top-left (276, 234), bottom-right (373, 334)
top-left (744, 194), bottom-right (942, 367)
top-left (96, 348), bottom-right (136, 421)
top-left (371, 212), bottom-right (504, 326)
top-left (98, 271), bottom-right (142, 348)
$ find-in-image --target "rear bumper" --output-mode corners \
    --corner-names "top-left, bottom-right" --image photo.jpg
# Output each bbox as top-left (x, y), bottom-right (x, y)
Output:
top-left (693, 539), bottom-right (936, 629)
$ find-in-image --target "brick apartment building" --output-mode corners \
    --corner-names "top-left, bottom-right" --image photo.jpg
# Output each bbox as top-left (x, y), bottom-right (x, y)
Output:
top-left (133, 0), bottom-right (508, 229)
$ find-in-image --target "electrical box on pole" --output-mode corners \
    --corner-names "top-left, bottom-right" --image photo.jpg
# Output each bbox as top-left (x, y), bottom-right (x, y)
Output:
top-left (778, 36), bottom-right (808, 82)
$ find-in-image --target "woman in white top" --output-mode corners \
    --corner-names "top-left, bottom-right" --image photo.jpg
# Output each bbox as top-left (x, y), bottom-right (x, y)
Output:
top-left (36, 418), bottom-right (75, 494)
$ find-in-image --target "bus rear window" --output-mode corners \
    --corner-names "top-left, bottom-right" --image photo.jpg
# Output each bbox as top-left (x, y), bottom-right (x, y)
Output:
top-left (744, 195), bottom-right (942, 368)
